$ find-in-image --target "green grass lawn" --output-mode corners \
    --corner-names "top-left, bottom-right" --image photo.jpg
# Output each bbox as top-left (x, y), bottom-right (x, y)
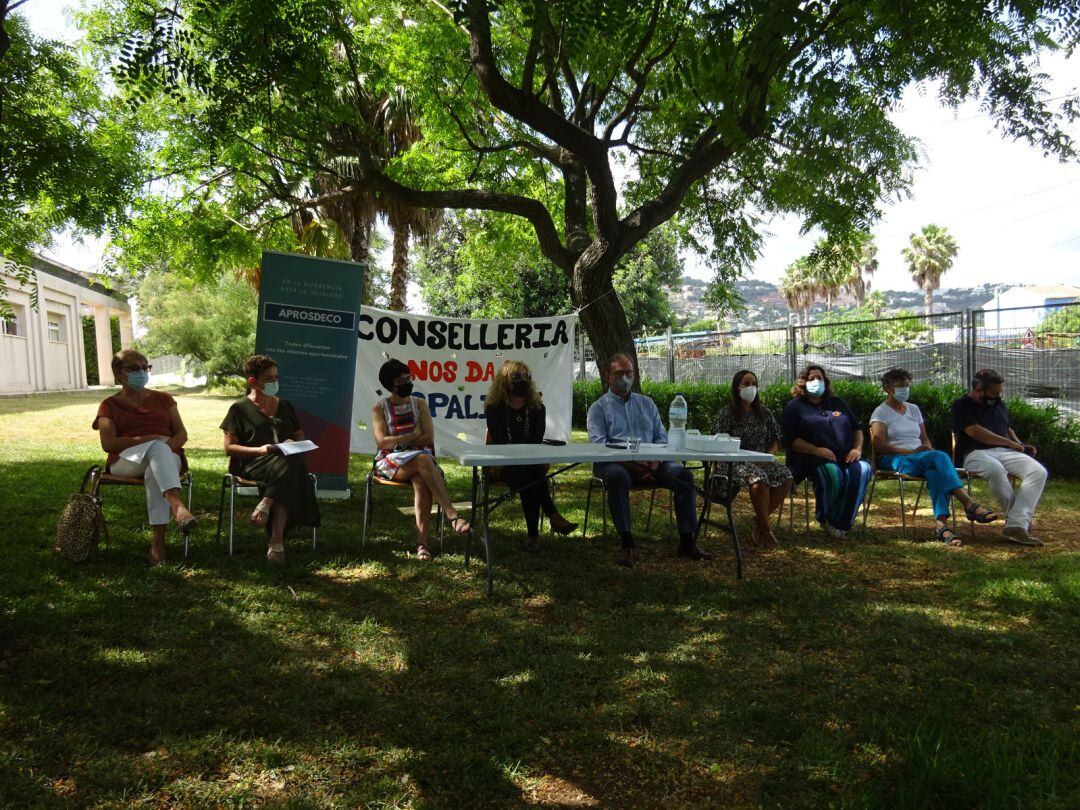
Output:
top-left (1, 389), bottom-right (1078, 807)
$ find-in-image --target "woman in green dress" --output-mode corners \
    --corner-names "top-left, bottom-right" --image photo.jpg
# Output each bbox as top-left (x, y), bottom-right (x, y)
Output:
top-left (221, 354), bottom-right (320, 564)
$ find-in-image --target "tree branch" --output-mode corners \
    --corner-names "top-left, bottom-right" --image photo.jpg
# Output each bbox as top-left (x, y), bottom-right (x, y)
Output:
top-left (465, 0), bottom-right (618, 239)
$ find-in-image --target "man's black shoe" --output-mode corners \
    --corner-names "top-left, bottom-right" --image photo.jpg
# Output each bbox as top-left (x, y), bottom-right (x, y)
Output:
top-left (616, 546), bottom-right (637, 567)
top-left (677, 543), bottom-right (712, 561)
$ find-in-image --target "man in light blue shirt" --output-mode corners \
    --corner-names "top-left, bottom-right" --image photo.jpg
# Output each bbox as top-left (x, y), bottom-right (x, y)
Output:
top-left (587, 353), bottom-right (708, 567)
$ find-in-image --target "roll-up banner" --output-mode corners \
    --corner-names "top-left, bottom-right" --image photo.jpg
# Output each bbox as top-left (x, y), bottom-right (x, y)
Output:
top-left (351, 307), bottom-right (577, 453)
top-left (255, 251), bottom-right (365, 496)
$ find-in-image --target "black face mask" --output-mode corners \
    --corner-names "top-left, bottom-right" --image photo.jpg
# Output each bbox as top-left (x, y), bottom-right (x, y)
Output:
top-left (395, 382), bottom-right (414, 398)
top-left (983, 397), bottom-right (1001, 406)
top-left (510, 380), bottom-right (530, 397)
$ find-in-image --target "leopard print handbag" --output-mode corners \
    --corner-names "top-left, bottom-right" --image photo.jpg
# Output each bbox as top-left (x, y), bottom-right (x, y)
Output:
top-left (54, 468), bottom-right (104, 562)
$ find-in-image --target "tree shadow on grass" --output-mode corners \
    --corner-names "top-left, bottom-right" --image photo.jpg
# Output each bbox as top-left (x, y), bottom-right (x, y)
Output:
top-left (2, 454), bottom-right (1079, 806)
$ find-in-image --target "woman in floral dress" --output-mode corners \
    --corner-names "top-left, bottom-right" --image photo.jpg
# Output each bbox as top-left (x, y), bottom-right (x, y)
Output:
top-left (711, 370), bottom-right (793, 548)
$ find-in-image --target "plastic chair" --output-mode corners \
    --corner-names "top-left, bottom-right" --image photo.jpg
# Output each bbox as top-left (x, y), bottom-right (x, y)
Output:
top-left (215, 457), bottom-right (318, 556)
top-left (776, 475), bottom-right (813, 534)
top-left (360, 458), bottom-right (445, 550)
top-left (84, 462), bottom-right (195, 557)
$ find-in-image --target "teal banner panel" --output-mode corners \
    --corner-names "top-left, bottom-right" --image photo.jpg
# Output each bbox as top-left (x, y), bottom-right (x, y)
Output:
top-left (255, 251), bottom-right (365, 493)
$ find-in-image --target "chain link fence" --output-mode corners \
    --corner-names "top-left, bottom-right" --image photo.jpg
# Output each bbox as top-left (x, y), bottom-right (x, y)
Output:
top-left (577, 302), bottom-right (1080, 416)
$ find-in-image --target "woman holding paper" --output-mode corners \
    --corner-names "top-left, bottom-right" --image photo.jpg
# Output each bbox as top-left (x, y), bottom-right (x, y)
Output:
top-left (221, 354), bottom-right (321, 564)
top-left (371, 358), bottom-right (471, 562)
top-left (484, 360), bottom-right (577, 551)
top-left (93, 349), bottom-right (197, 563)
top-left (710, 369), bottom-right (792, 549)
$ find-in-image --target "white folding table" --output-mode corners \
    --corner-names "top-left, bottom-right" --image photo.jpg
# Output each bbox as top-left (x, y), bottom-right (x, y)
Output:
top-left (436, 435), bottom-right (775, 595)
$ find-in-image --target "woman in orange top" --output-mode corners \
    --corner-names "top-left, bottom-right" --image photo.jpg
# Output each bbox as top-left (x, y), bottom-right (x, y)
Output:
top-left (92, 349), bottom-right (196, 563)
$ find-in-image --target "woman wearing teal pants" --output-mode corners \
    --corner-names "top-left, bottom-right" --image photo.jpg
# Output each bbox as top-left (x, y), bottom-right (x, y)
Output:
top-left (869, 368), bottom-right (998, 546)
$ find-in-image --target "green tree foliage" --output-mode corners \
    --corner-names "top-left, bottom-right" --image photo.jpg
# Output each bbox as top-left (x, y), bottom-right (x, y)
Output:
top-left (415, 211), bottom-right (571, 319)
top-left (416, 214), bottom-right (684, 331)
top-left (92, 0), bottom-right (1080, 375)
top-left (136, 273), bottom-right (257, 383)
top-left (903, 224), bottom-right (960, 316)
top-left (810, 305), bottom-right (931, 353)
top-left (0, 11), bottom-right (140, 314)
top-left (1036, 305), bottom-right (1080, 344)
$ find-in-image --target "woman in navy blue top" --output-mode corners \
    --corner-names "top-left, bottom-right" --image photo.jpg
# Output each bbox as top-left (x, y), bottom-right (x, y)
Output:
top-left (781, 364), bottom-right (873, 537)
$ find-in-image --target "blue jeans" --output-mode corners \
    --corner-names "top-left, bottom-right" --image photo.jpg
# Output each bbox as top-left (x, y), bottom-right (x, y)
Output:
top-left (877, 450), bottom-right (964, 519)
top-left (593, 461), bottom-right (698, 537)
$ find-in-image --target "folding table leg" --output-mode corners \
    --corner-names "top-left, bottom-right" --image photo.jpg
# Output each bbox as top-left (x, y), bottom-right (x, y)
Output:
top-left (482, 477), bottom-right (494, 596)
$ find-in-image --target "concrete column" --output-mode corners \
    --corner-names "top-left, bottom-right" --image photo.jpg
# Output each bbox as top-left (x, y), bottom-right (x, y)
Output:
top-left (118, 310), bottom-right (133, 349)
top-left (94, 306), bottom-right (114, 386)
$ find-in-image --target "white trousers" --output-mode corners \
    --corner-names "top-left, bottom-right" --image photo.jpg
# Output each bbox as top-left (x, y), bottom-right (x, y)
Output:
top-left (963, 448), bottom-right (1048, 529)
top-left (109, 441), bottom-right (183, 526)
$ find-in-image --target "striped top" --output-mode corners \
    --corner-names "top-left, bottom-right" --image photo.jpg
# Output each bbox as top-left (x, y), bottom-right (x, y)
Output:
top-left (374, 396), bottom-right (434, 466)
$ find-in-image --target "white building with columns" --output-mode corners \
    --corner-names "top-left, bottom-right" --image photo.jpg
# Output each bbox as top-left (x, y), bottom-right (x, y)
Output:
top-left (1, 255), bottom-right (132, 394)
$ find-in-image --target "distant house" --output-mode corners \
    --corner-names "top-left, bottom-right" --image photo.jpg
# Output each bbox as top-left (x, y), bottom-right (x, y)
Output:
top-left (981, 285), bottom-right (1080, 333)
top-left (1, 255), bottom-right (132, 394)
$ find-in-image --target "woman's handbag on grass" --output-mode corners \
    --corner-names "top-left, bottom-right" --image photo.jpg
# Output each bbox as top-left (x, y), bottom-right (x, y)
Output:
top-left (54, 468), bottom-right (105, 562)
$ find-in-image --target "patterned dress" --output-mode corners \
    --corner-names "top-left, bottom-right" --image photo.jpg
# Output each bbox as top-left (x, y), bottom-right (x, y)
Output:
top-left (374, 396), bottom-right (435, 480)
top-left (710, 406), bottom-right (793, 496)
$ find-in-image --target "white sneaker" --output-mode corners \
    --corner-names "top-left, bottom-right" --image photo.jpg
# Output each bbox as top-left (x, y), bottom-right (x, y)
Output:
top-left (820, 522), bottom-right (846, 540)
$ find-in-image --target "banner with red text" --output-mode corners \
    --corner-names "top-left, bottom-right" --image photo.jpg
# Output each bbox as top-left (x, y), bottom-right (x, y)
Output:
top-left (350, 307), bottom-right (577, 453)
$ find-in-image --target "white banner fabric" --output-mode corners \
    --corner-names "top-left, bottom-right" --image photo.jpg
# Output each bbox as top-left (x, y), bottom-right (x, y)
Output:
top-left (350, 307), bottom-right (577, 453)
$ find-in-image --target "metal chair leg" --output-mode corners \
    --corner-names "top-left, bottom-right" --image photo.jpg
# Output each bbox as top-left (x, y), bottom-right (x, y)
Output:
top-left (215, 475), bottom-right (228, 545)
top-left (862, 475), bottom-right (878, 533)
top-left (583, 478), bottom-right (596, 536)
top-left (228, 477), bottom-right (236, 556)
top-left (361, 475), bottom-right (372, 547)
top-left (310, 474), bottom-right (318, 549)
top-left (898, 478), bottom-right (907, 540)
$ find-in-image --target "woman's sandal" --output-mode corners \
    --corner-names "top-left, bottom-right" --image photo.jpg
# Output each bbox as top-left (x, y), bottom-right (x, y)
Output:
top-left (449, 516), bottom-right (471, 535)
top-left (934, 525), bottom-right (963, 547)
top-left (964, 502), bottom-right (999, 524)
top-left (176, 514), bottom-right (197, 534)
top-left (415, 544), bottom-right (432, 561)
top-left (250, 500), bottom-right (271, 528)
top-left (266, 542), bottom-right (286, 565)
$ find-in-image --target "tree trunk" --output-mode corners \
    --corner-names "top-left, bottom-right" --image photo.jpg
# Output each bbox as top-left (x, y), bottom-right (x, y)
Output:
top-left (924, 287), bottom-right (933, 317)
top-left (389, 217), bottom-right (408, 311)
top-left (344, 218), bottom-right (372, 305)
top-left (571, 259), bottom-right (637, 383)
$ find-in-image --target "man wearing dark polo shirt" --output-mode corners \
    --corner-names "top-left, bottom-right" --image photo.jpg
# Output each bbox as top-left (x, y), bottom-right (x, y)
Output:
top-left (951, 369), bottom-right (1048, 545)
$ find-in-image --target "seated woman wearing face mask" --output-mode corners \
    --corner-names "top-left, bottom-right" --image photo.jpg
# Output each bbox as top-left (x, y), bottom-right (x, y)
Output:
top-left (781, 364), bottom-right (873, 539)
top-left (484, 360), bottom-right (577, 551)
top-left (221, 354), bottom-right (321, 565)
top-left (371, 358), bottom-right (471, 562)
top-left (711, 369), bottom-right (792, 549)
top-left (93, 349), bottom-right (197, 563)
top-left (868, 367), bottom-right (992, 546)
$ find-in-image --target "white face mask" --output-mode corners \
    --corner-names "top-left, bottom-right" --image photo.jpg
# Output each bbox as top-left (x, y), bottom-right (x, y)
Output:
top-left (262, 380), bottom-right (279, 397)
top-left (892, 386), bottom-right (910, 403)
top-left (806, 379), bottom-right (826, 396)
top-left (739, 385), bottom-right (758, 403)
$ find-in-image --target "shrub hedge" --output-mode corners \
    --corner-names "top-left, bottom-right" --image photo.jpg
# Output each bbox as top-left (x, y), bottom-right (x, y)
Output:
top-left (571, 380), bottom-right (1080, 478)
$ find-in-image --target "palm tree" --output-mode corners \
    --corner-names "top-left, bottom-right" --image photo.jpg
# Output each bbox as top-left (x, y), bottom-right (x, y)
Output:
top-left (903, 224), bottom-right (959, 316)
top-left (842, 232), bottom-right (878, 305)
top-left (322, 80), bottom-right (441, 310)
top-left (809, 231), bottom-right (877, 308)
top-left (780, 258), bottom-right (816, 329)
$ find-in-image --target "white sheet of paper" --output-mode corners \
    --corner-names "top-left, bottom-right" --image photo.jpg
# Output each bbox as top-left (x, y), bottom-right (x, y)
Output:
top-left (275, 440), bottom-right (318, 456)
top-left (119, 439), bottom-right (159, 464)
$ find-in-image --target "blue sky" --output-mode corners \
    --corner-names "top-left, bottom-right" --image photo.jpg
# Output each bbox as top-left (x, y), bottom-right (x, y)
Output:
top-left (20, 0), bottom-right (1080, 296)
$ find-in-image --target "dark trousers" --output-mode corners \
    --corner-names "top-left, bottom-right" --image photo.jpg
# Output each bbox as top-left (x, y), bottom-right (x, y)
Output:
top-left (594, 461), bottom-right (698, 538)
top-left (501, 464), bottom-right (557, 537)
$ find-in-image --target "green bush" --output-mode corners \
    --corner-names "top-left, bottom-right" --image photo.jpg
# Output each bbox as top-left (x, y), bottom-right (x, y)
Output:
top-left (572, 380), bottom-right (1080, 477)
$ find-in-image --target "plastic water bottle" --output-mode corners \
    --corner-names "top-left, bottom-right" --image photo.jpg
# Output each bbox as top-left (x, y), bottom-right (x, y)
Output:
top-left (668, 393), bottom-right (688, 450)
